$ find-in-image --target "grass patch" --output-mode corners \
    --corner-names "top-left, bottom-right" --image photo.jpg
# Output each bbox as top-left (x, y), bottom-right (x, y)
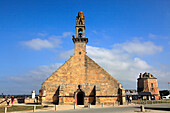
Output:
top-left (0, 106), bottom-right (45, 113)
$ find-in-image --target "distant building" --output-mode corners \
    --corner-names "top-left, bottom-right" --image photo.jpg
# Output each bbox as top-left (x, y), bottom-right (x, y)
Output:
top-left (159, 90), bottom-right (170, 99)
top-left (125, 89), bottom-right (138, 100)
top-left (137, 72), bottom-right (160, 100)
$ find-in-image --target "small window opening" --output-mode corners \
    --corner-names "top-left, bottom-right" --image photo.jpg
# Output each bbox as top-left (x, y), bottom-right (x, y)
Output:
top-left (79, 21), bottom-right (82, 25)
top-left (79, 52), bottom-right (81, 54)
top-left (78, 28), bottom-right (83, 38)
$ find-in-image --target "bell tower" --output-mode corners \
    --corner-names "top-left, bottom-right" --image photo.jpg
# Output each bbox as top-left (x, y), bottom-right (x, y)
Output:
top-left (72, 11), bottom-right (88, 55)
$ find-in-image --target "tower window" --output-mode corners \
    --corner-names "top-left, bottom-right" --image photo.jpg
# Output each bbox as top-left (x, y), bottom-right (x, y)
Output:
top-left (151, 83), bottom-right (153, 87)
top-left (79, 20), bottom-right (82, 25)
top-left (79, 52), bottom-right (81, 54)
top-left (78, 28), bottom-right (83, 38)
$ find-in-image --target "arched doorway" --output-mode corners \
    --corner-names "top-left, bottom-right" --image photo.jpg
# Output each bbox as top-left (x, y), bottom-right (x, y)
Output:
top-left (77, 91), bottom-right (84, 105)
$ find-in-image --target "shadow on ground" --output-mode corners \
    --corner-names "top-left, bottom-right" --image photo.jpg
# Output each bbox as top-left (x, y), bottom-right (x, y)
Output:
top-left (144, 107), bottom-right (170, 111)
top-left (135, 106), bottom-right (170, 111)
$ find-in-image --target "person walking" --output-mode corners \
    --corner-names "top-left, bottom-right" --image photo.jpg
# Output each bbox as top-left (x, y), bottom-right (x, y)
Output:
top-left (11, 96), bottom-right (15, 105)
top-left (127, 96), bottom-right (130, 103)
top-left (2, 93), bottom-right (5, 98)
top-left (7, 99), bottom-right (10, 106)
top-left (129, 96), bottom-right (132, 104)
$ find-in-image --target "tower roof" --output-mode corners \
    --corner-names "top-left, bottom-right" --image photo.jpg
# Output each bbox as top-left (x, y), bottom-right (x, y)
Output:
top-left (139, 72), bottom-right (157, 79)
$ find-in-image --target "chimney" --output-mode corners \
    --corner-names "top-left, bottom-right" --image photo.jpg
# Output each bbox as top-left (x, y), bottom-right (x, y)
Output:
top-left (140, 73), bottom-right (143, 78)
top-left (149, 73), bottom-right (151, 78)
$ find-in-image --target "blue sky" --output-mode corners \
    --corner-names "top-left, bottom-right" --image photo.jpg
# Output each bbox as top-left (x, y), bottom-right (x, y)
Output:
top-left (0, 0), bottom-right (170, 95)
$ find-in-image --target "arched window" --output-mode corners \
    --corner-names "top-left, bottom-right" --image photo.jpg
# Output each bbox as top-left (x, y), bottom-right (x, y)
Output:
top-left (78, 28), bottom-right (83, 38)
top-left (79, 19), bottom-right (83, 25)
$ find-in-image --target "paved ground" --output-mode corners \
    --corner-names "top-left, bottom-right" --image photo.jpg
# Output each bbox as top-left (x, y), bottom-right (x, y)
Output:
top-left (11, 104), bottom-right (169, 113)
top-left (35, 106), bottom-right (139, 113)
top-left (144, 104), bottom-right (170, 111)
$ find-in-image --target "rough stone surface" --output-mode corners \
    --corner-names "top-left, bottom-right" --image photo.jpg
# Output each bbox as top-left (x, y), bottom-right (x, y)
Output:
top-left (137, 72), bottom-right (160, 99)
top-left (39, 12), bottom-right (125, 105)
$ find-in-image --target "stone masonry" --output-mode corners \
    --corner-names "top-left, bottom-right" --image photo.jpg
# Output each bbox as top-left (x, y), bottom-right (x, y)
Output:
top-left (137, 72), bottom-right (160, 100)
top-left (39, 12), bottom-right (125, 105)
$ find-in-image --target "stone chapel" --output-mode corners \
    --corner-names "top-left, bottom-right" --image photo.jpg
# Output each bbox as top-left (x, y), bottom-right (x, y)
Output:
top-left (39, 11), bottom-right (125, 105)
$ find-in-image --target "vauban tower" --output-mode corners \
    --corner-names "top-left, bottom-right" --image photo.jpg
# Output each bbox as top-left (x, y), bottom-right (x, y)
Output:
top-left (39, 12), bottom-right (125, 105)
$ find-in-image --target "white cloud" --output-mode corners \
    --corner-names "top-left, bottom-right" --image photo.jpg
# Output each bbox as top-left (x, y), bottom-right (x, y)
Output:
top-left (5, 39), bottom-right (169, 94)
top-left (62, 32), bottom-right (72, 37)
top-left (113, 40), bottom-right (163, 55)
top-left (58, 40), bottom-right (167, 89)
top-left (6, 63), bottom-right (62, 94)
top-left (149, 33), bottom-right (157, 39)
top-left (7, 63), bottom-right (62, 83)
top-left (87, 45), bottom-right (152, 82)
top-left (59, 49), bottom-right (74, 59)
top-left (92, 30), bottom-right (97, 34)
top-left (37, 32), bottom-right (48, 37)
top-left (86, 45), bottom-right (169, 89)
top-left (21, 32), bottom-right (72, 50)
top-left (22, 38), bottom-right (54, 50)
top-left (148, 33), bottom-right (169, 40)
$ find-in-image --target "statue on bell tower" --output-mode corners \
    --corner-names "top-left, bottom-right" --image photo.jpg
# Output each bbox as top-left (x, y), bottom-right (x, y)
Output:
top-left (75, 11), bottom-right (86, 38)
top-left (76, 11), bottom-right (85, 25)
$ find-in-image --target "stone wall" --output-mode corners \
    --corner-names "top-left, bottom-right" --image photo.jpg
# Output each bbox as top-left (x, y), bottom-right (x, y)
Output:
top-left (39, 54), bottom-right (123, 105)
top-left (147, 79), bottom-right (160, 99)
top-left (137, 73), bottom-right (160, 100)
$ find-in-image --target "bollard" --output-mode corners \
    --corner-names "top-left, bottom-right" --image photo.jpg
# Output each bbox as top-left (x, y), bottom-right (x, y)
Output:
top-left (74, 102), bottom-right (76, 109)
top-left (89, 103), bottom-right (91, 108)
top-left (55, 105), bottom-right (57, 111)
top-left (152, 101), bottom-right (153, 104)
top-left (102, 103), bottom-right (104, 107)
top-left (118, 102), bottom-right (120, 106)
top-left (4, 107), bottom-right (7, 113)
top-left (33, 106), bottom-right (36, 112)
top-left (141, 105), bottom-right (145, 112)
top-left (113, 102), bottom-right (115, 106)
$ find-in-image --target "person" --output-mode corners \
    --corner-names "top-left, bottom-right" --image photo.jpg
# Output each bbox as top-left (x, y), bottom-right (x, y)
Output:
top-left (7, 99), bottom-right (10, 106)
top-left (2, 93), bottom-right (5, 98)
top-left (129, 96), bottom-right (132, 103)
top-left (127, 96), bottom-right (130, 103)
top-left (11, 96), bottom-right (15, 105)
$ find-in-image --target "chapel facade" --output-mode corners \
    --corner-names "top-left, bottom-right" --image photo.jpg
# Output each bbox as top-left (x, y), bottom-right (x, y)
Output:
top-left (39, 12), bottom-right (125, 105)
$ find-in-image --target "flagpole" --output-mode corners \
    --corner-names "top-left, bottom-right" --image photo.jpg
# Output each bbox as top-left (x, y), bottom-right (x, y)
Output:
top-left (168, 82), bottom-right (170, 94)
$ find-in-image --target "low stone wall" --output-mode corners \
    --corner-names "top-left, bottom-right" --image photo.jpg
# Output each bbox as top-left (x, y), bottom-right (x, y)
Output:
top-left (25, 98), bottom-right (36, 103)
top-left (17, 98), bottom-right (39, 104)
top-left (41, 96), bottom-right (121, 105)
top-left (0, 98), bottom-right (39, 106)
top-left (98, 97), bottom-right (118, 104)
